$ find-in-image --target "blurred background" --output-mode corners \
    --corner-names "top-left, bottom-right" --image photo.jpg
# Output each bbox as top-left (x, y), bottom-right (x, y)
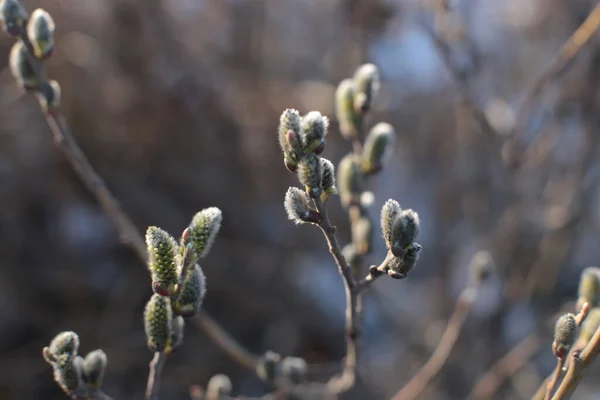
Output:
top-left (2, 0), bottom-right (600, 399)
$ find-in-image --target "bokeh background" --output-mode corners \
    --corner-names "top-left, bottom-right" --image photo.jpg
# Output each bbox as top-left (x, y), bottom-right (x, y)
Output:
top-left (2, 0), bottom-right (600, 399)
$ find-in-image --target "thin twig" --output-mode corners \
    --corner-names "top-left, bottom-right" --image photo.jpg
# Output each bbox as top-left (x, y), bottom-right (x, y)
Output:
top-left (467, 332), bottom-right (543, 400)
top-left (514, 3), bottom-right (600, 139)
top-left (312, 196), bottom-right (359, 393)
top-left (391, 284), bottom-right (479, 400)
top-left (545, 358), bottom-right (566, 400)
top-left (146, 352), bottom-right (167, 400)
top-left (14, 21), bottom-right (260, 387)
top-left (191, 310), bottom-right (259, 372)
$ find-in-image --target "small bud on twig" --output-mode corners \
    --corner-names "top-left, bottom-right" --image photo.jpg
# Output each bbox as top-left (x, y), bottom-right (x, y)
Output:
top-left (577, 267), bottom-right (600, 310)
top-left (146, 226), bottom-right (179, 296)
top-left (206, 374), bottom-right (232, 400)
top-left (284, 186), bottom-right (319, 224)
top-left (27, 8), bottom-right (55, 59)
top-left (36, 80), bottom-right (61, 114)
top-left (580, 308), bottom-right (600, 343)
top-left (337, 154), bottom-right (364, 207)
top-left (82, 349), bottom-right (107, 389)
top-left (52, 354), bottom-right (82, 394)
top-left (335, 79), bottom-right (361, 140)
top-left (381, 199), bottom-right (401, 249)
top-left (0, 0), bottom-right (27, 37)
top-left (390, 209), bottom-right (420, 257)
top-left (297, 153), bottom-right (323, 198)
top-left (189, 207), bottom-right (222, 258)
top-left (257, 351), bottom-right (281, 383)
top-left (552, 313), bottom-right (577, 359)
top-left (353, 63), bottom-right (380, 113)
top-left (319, 157), bottom-right (337, 201)
top-left (48, 331), bottom-right (80, 357)
top-left (9, 41), bottom-right (39, 90)
top-left (281, 356), bottom-right (307, 385)
top-left (172, 264), bottom-right (206, 317)
top-left (302, 111), bottom-right (329, 153)
top-left (361, 122), bottom-right (396, 174)
top-left (352, 215), bottom-right (373, 255)
top-left (144, 294), bottom-right (173, 352)
top-left (165, 315), bottom-right (185, 355)
top-left (279, 109), bottom-right (304, 171)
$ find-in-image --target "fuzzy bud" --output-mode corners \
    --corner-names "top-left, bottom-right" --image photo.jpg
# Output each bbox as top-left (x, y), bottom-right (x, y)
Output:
top-left (361, 122), bottom-right (395, 174)
top-left (284, 186), bottom-right (319, 224)
top-left (27, 9), bottom-right (55, 59)
top-left (279, 109), bottom-right (304, 170)
top-left (49, 331), bottom-right (80, 357)
top-left (390, 209), bottom-right (420, 257)
top-left (469, 251), bottom-right (494, 284)
top-left (82, 349), bottom-right (107, 389)
top-left (385, 243), bottom-right (422, 279)
top-left (342, 243), bottom-right (362, 278)
top-left (0, 0), bottom-right (27, 37)
top-left (353, 63), bottom-right (380, 113)
top-left (144, 294), bottom-right (173, 352)
top-left (188, 207), bottom-right (222, 258)
top-left (165, 316), bottom-right (185, 355)
top-left (146, 226), bottom-right (179, 296)
top-left (297, 153), bottom-right (322, 197)
top-left (281, 357), bottom-right (307, 385)
top-left (301, 111), bottom-right (329, 153)
top-left (9, 41), bottom-right (39, 90)
top-left (337, 154), bottom-right (364, 207)
top-left (206, 374), bottom-right (232, 400)
top-left (256, 351), bottom-right (281, 382)
top-left (335, 79), bottom-right (361, 140)
top-left (319, 157), bottom-right (337, 201)
top-left (352, 215), bottom-right (373, 255)
top-left (380, 199), bottom-right (401, 249)
top-left (36, 80), bottom-right (61, 114)
top-left (552, 313), bottom-right (577, 359)
top-left (173, 264), bottom-right (206, 317)
top-left (577, 267), bottom-right (600, 310)
top-left (52, 354), bottom-right (81, 394)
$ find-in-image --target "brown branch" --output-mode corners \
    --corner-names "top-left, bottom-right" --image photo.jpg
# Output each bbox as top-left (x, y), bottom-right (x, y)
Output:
top-left (13, 22), bottom-right (260, 386)
top-left (146, 352), bottom-right (167, 400)
top-left (514, 3), bottom-right (600, 140)
top-left (391, 284), bottom-right (479, 400)
top-left (312, 196), bottom-right (359, 394)
top-left (191, 310), bottom-right (259, 372)
top-left (545, 358), bottom-right (566, 400)
top-left (467, 332), bottom-right (543, 400)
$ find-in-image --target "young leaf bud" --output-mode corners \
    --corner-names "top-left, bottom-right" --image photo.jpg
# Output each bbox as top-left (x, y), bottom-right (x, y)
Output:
top-left (256, 351), bottom-right (281, 383)
top-left (577, 267), bottom-right (600, 310)
top-left (144, 294), bottom-right (173, 352)
top-left (361, 122), bottom-right (396, 174)
top-left (52, 354), bottom-right (81, 394)
top-left (319, 158), bottom-right (337, 202)
top-left (49, 331), bottom-right (80, 357)
top-left (390, 209), bottom-right (420, 257)
top-left (552, 313), bottom-right (577, 359)
top-left (0, 0), bottom-right (27, 37)
top-left (166, 316), bottom-right (185, 355)
top-left (9, 41), bottom-right (39, 90)
top-left (352, 215), bottom-right (373, 255)
top-left (297, 153), bottom-right (322, 198)
top-left (82, 349), bottom-right (107, 389)
top-left (353, 63), bottom-right (380, 113)
top-left (284, 187), bottom-right (319, 224)
top-left (580, 308), bottom-right (600, 343)
top-left (189, 207), bottom-right (222, 258)
top-left (301, 111), bottom-right (329, 153)
top-left (337, 154), bottom-right (364, 207)
top-left (146, 226), bottom-right (179, 296)
top-left (386, 243), bottom-right (422, 279)
top-left (172, 264), bottom-right (206, 317)
top-left (279, 109), bottom-right (304, 170)
top-left (335, 79), bottom-right (361, 140)
top-left (281, 357), bottom-right (307, 385)
top-left (27, 9), bottom-right (55, 59)
top-left (36, 80), bottom-right (61, 114)
top-left (469, 250), bottom-right (494, 284)
top-left (206, 374), bottom-right (232, 400)
top-left (380, 199), bottom-right (401, 249)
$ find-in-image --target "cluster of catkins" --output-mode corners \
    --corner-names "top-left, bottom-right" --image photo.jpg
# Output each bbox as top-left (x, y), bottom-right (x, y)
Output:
top-left (144, 208), bottom-right (222, 354)
top-left (0, 0), bottom-right (61, 113)
top-left (552, 267), bottom-right (600, 359)
top-left (42, 332), bottom-right (107, 396)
